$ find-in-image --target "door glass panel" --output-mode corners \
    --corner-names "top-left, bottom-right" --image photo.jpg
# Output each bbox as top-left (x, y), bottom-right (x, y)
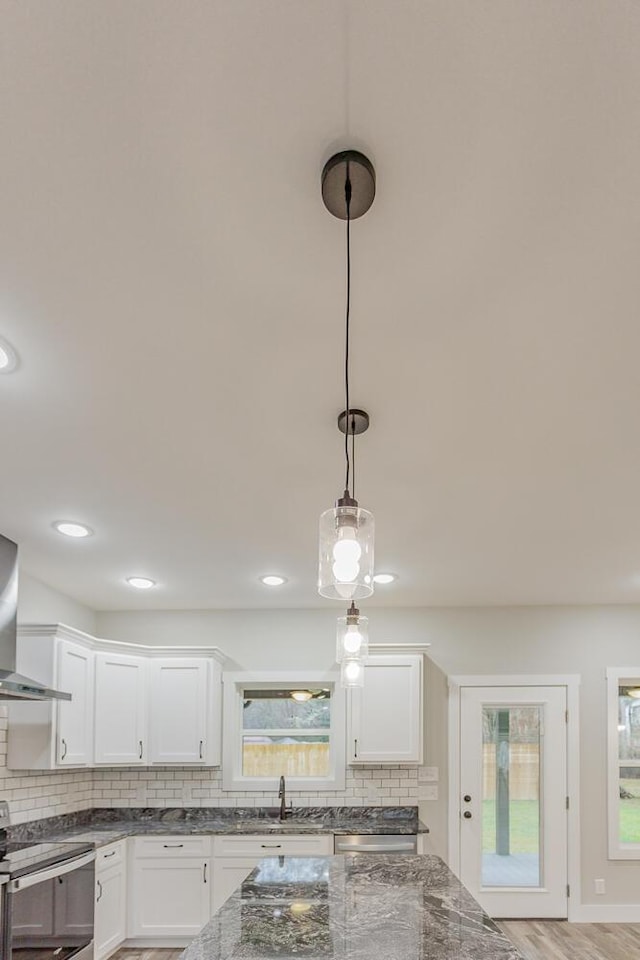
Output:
top-left (481, 706), bottom-right (541, 887)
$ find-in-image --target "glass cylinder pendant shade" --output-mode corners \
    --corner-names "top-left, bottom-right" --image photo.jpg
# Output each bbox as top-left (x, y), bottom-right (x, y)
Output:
top-left (318, 500), bottom-right (374, 600)
top-left (341, 657), bottom-right (365, 688)
top-left (336, 608), bottom-right (369, 663)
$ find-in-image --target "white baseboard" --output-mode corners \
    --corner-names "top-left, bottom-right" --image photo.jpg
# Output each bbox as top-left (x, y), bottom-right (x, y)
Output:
top-left (569, 903), bottom-right (640, 923)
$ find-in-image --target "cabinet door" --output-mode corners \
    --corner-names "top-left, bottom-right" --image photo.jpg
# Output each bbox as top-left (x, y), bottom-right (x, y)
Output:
top-left (94, 653), bottom-right (146, 764)
top-left (95, 865), bottom-right (126, 960)
top-left (129, 858), bottom-right (210, 937)
top-left (212, 857), bottom-right (257, 913)
top-left (56, 640), bottom-right (94, 766)
top-left (349, 655), bottom-right (423, 763)
top-left (149, 659), bottom-right (208, 764)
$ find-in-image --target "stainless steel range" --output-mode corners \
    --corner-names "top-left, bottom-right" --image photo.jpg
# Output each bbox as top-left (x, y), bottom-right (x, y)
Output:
top-left (0, 806), bottom-right (95, 960)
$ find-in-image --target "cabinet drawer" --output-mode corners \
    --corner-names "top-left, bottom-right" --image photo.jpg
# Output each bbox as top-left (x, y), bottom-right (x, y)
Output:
top-left (96, 840), bottom-right (126, 874)
top-left (132, 835), bottom-right (211, 858)
top-left (213, 834), bottom-right (333, 858)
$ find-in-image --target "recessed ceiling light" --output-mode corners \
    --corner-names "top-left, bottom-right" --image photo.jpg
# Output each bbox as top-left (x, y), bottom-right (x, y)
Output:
top-left (126, 577), bottom-right (156, 590)
top-left (373, 573), bottom-right (397, 585)
top-left (0, 337), bottom-right (18, 373)
top-left (53, 521), bottom-right (93, 538)
top-left (260, 575), bottom-right (287, 587)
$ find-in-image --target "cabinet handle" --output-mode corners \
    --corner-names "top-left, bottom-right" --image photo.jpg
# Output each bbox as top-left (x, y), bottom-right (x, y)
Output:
top-left (61, 739), bottom-right (67, 760)
top-left (354, 738), bottom-right (358, 759)
top-left (139, 740), bottom-right (143, 760)
top-left (96, 880), bottom-right (103, 903)
top-left (163, 843), bottom-right (184, 848)
top-left (260, 844), bottom-right (282, 849)
top-left (203, 862), bottom-right (208, 883)
top-left (103, 851), bottom-right (116, 859)
top-left (199, 740), bottom-right (204, 759)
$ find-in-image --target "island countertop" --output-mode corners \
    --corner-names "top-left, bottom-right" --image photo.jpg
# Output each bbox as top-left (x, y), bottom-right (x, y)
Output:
top-left (179, 854), bottom-right (523, 960)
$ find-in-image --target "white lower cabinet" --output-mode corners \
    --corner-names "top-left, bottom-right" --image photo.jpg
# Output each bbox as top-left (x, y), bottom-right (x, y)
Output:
top-left (211, 835), bottom-right (333, 913)
top-left (95, 841), bottom-right (127, 960)
top-left (128, 836), bottom-right (211, 939)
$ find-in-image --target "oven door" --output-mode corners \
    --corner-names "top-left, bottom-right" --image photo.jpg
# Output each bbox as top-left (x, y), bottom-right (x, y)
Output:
top-left (6, 852), bottom-right (95, 960)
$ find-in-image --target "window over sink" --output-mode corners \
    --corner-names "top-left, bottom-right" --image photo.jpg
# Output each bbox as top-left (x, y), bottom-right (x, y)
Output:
top-left (222, 672), bottom-right (345, 792)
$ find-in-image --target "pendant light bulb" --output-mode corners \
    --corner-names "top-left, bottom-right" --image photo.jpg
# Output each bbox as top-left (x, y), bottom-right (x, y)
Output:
top-left (336, 603), bottom-right (369, 664)
top-left (341, 658), bottom-right (365, 688)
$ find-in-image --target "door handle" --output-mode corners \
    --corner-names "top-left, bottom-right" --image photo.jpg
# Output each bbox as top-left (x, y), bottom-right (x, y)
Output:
top-left (199, 740), bottom-right (204, 759)
top-left (139, 740), bottom-right (143, 760)
top-left (163, 843), bottom-right (184, 848)
top-left (61, 738), bottom-right (67, 760)
top-left (354, 739), bottom-right (358, 759)
top-left (463, 811), bottom-right (472, 819)
top-left (260, 844), bottom-right (282, 849)
top-left (203, 862), bottom-right (208, 883)
top-left (103, 850), bottom-right (116, 859)
top-left (96, 879), bottom-right (103, 902)
top-left (463, 795), bottom-right (471, 803)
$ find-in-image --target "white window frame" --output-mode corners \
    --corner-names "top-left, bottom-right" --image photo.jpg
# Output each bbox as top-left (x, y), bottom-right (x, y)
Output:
top-left (607, 667), bottom-right (640, 859)
top-left (222, 671), bottom-right (345, 792)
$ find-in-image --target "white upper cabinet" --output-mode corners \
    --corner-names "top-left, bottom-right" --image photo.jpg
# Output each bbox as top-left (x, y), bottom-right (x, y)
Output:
top-left (149, 659), bottom-right (211, 764)
top-left (348, 655), bottom-right (423, 764)
top-left (57, 639), bottom-right (94, 766)
top-left (94, 653), bottom-right (147, 765)
top-left (8, 627), bottom-right (95, 770)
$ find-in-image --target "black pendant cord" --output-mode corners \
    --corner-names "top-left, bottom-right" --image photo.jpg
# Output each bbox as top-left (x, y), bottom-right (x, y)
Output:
top-left (351, 419), bottom-right (356, 501)
top-left (344, 171), bottom-right (353, 495)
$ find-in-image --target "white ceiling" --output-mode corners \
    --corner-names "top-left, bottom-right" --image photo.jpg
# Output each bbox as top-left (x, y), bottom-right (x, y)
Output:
top-left (2, 1), bottom-right (640, 611)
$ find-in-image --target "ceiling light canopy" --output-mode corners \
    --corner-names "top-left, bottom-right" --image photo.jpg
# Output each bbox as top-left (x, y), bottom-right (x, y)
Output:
top-left (373, 573), bottom-right (397, 585)
top-left (0, 337), bottom-right (18, 373)
top-left (260, 575), bottom-right (287, 587)
top-left (53, 521), bottom-right (93, 538)
top-left (126, 577), bottom-right (156, 590)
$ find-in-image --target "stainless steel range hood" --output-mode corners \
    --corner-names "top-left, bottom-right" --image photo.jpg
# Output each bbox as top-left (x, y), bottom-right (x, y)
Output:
top-left (0, 535), bottom-right (71, 702)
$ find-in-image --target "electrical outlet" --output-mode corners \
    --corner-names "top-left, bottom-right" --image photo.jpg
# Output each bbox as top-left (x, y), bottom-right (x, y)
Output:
top-left (365, 782), bottom-right (380, 802)
top-left (418, 766), bottom-right (439, 783)
top-left (419, 784), bottom-right (438, 801)
top-left (594, 879), bottom-right (606, 895)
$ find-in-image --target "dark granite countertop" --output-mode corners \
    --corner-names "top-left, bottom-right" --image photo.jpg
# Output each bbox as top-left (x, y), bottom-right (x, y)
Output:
top-left (10, 807), bottom-right (428, 849)
top-left (179, 854), bottom-right (523, 960)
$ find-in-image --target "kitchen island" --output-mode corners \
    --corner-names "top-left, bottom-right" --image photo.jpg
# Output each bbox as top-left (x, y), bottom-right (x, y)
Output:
top-left (179, 854), bottom-right (523, 960)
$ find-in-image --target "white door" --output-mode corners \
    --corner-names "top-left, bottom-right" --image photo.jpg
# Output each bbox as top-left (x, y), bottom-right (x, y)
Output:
top-left (56, 640), bottom-right (94, 766)
top-left (459, 686), bottom-right (568, 918)
top-left (149, 659), bottom-right (208, 764)
top-left (94, 653), bottom-right (146, 764)
top-left (95, 866), bottom-right (126, 960)
top-left (349, 655), bottom-right (422, 763)
top-left (129, 858), bottom-right (210, 937)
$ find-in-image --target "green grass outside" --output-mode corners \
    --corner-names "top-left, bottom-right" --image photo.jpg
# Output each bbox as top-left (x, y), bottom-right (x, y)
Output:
top-left (482, 799), bottom-right (539, 854)
top-left (620, 778), bottom-right (640, 844)
top-left (482, 785), bottom-right (640, 850)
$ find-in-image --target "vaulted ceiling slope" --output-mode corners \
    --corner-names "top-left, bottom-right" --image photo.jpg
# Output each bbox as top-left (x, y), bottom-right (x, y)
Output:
top-left (2, 1), bottom-right (640, 609)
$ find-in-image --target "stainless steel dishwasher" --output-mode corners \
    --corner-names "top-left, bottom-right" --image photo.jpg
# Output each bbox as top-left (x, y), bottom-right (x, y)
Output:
top-left (334, 835), bottom-right (418, 855)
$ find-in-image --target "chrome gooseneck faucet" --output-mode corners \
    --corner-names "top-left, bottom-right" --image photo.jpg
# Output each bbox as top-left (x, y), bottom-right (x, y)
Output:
top-left (278, 775), bottom-right (288, 821)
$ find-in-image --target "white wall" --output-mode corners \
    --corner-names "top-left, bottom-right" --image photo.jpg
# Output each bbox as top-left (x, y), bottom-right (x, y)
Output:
top-left (18, 572), bottom-right (97, 634)
top-left (97, 604), bottom-right (640, 908)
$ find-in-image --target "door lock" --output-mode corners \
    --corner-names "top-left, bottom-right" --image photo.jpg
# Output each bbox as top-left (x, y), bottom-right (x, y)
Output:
top-left (463, 811), bottom-right (472, 819)
top-left (463, 795), bottom-right (471, 803)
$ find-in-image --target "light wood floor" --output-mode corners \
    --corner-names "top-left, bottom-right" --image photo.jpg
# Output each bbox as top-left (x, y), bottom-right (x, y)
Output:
top-left (110, 925), bottom-right (640, 960)
top-left (499, 920), bottom-right (640, 960)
